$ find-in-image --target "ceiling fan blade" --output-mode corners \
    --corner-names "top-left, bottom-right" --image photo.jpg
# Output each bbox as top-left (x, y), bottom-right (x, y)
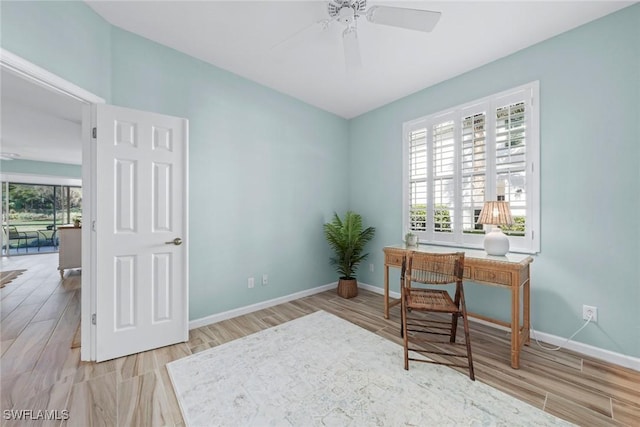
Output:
top-left (366, 6), bottom-right (441, 32)
top-left (343, 26), bottom-right (362, 71)
top-left (269, 18), bottom-right (334, 52)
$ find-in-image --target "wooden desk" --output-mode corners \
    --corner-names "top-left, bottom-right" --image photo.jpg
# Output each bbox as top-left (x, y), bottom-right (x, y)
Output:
top-left (383, 244), bottom-right (533, 369)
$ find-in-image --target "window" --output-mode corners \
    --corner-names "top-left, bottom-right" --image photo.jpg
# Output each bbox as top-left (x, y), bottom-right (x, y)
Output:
top-left (403, 82), bottom-right (539, 253)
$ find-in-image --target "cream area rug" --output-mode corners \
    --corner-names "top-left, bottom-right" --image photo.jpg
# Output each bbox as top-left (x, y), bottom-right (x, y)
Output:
top-left (167, 311), bottom-right (571, 426)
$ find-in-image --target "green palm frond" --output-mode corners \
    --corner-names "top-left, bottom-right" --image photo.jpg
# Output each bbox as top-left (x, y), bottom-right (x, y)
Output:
top-left (323, 211), bottom-right (376, 279)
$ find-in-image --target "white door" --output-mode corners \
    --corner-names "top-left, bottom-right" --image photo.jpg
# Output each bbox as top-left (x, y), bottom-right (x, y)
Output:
top-left (94, 104), bottom-right (188, 362)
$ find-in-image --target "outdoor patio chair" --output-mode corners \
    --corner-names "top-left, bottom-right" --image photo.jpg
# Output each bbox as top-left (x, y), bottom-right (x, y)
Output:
top-left (3, 225), bottom-right (27, 252)
top-left (38, 228), bottom-right (58, 248)
top-left (2, 225), bottom-right (40, 253)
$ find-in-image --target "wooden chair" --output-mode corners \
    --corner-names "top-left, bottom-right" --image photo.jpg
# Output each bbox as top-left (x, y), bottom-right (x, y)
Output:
top-left (401, 251), bottom-right (475, 380)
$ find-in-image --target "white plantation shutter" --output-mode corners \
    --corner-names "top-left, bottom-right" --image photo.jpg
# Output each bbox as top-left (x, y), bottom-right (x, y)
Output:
top-left (403, 82), bottom-right (539, 253)
top-left (495, 100), bottom-right (528, 237)
top-left (461, 110), bottom-right (487, 235)
top-left (432, 119), bottom-right (455, 235)
top-left (408, 125), bottom-right (427, 231)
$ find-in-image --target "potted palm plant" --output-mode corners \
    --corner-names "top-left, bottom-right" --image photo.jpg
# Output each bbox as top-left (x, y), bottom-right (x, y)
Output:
top-left (323, 211), bottom-right (376, 299)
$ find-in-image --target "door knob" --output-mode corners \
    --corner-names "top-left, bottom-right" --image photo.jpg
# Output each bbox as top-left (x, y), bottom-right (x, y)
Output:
top-left (165, 238), bottom-right (183, 246)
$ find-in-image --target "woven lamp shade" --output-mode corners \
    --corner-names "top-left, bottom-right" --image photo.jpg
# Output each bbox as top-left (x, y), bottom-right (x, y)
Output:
top-left (477, 201), bottom-right (513, 226)
top-left (477, 201), bottom-right (513, 256)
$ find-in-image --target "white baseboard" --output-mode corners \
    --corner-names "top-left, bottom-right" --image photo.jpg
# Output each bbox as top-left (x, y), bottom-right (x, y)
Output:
top-left (359, 282), bottom-right (400, 299)
top-left (528, 329), bottom-right (640, 372)
top-left (358, 282), bottom-right (640, 372)
top-left (189, 282), bottom-right (337, 329)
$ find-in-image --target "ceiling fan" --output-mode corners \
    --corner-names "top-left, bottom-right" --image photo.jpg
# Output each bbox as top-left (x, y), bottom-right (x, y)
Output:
top-left (277, 1), bottom-right (441, 70)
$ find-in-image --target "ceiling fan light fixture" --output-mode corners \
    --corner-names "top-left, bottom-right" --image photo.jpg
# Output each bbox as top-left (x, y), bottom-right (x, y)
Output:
top-left (337, 6), bottom-right (356, 25)
top-left (328, 0), bottom-right (369, 26)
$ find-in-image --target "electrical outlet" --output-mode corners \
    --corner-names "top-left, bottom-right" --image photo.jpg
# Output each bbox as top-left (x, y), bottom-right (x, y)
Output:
top-left (248, 277), bottom-right (254, 289)
top-left (582, 305), bottom-right (598, 322)
top-left (369, 263), bottom-right (374, 272)
top-left (262, 274), bottom-right (268, 286)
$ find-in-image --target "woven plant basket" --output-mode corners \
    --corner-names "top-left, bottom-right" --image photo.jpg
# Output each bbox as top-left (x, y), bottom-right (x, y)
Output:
top-left (337, 278), bottom-right (358, 299)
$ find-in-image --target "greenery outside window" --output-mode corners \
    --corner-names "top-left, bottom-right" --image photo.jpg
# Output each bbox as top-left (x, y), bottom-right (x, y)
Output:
top-left (2, 182), bottom-right (82, 254)
top-left (402, 82), bottom-right (540, 253)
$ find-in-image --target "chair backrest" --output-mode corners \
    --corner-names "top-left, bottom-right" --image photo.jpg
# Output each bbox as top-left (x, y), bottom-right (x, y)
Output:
top-left (4, 225), bottom-right (20, 239)
top-left (404, 251), bottom-right (465, 288)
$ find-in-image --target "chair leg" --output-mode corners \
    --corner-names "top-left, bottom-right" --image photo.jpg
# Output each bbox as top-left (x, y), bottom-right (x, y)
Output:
top-left (450, 313), bottom-right (458, 343)
top-left (462, 312), bottom-right (474, 380)
top-left (402, 296), bottom-right (409, 370)
top-left (450, 285), bottom-right (461, 343)
top-left (460, 289), bottom-right (475, 381)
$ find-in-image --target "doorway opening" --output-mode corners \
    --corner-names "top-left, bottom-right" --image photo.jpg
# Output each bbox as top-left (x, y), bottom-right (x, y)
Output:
top-left (1, 182), bottom-right (82, 255)
top-left (1, 47), bottom-right (105, 361)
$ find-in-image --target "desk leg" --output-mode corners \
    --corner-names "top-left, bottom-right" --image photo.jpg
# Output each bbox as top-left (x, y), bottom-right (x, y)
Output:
top-left (524, 277), bottom-right (531, 345)
top-left (384, 264), bottom-right (389, 319)
top-left (511, 282), bottom-right (521, 369)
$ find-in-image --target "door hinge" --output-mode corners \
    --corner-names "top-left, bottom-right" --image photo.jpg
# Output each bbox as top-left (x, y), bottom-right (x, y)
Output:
top-left (91, 314), bottom-right (96, 325)
top-left (92, 127), bottom-right (97, 138)
top-left (92, 220), bottom-right (96, 232)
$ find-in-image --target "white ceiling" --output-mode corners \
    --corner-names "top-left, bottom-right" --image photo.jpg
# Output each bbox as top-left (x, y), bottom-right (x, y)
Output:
top-left (0, 1), bottom-right (633, 166)
top-left (1, 69), bottom-right (84, 165)
top-left (86, 0), bottom-right (634, 118)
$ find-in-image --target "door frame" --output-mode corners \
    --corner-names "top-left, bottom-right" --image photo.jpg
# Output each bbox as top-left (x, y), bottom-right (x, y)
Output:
top-left (1, 48), bottom-right (105, 361)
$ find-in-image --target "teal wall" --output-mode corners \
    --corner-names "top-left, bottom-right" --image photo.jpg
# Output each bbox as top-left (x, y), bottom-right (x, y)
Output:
top-left (349, 5), bottom-right (640, 358)
top-left (109, 28), bottom-right (349, 319)
top-left (0, 159), bottom-right (81, 179)
top-left (2, 2), bottom-right (638, 358)
top-left (0, 1), bottom-right (111, 100)
top-left (2, 2), bottom-right (349, 320)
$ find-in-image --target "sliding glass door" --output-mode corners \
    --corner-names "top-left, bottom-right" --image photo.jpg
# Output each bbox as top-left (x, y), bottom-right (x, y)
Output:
top-left (1, 182), bottom-right (82, 255)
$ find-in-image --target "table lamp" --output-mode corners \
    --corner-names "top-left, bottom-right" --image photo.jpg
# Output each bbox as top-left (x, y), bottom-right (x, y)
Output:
top-left (477, 201), bottom-right (513, 256)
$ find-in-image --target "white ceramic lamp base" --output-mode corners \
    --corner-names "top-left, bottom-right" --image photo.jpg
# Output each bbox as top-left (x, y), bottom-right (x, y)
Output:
top-left (483, 227), bottom-right (510, 256)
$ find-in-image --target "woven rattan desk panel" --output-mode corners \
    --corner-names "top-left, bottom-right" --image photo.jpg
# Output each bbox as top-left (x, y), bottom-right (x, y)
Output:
top-left (383, 244), bottom-right (533, 369)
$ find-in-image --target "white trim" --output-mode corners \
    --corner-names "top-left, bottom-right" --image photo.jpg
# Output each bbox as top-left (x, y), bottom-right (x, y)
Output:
top-left (1, 48), bottom-right (105, 362)
top-left (358, 282), bottom-right (639, 372)
top-left (189, 282), bottom-right (338, 329)
top-left (182, 121), bottom-right (190, 342)
top-left (0, 172), bottom-right (81, 187)
top-left (359, 282), bottom-right (401, 299)
top-left (0, 49), bottom-right (105, 104)
top-left (529, 328), bottom-right (640, 372)
top-left (83, 107), bottom-right (96, 362)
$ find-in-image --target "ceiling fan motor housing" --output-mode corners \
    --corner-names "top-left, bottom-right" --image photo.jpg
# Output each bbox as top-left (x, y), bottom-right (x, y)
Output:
top-left (328, 0), bottom-right (368, 25)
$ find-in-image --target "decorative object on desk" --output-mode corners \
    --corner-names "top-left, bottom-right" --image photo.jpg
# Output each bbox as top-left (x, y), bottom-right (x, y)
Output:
top-left (73, 216), bottom-right (81, 228)
top-left (404, 232), bottom-right (418, 246)
top-left (323, 211), bottom-right (375, 298)
top-left (477, 201), bottom-right (513, 256)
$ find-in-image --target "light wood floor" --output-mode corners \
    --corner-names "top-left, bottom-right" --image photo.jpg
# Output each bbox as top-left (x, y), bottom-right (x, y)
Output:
top-left (1, 253), bottom-right (639, 426)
